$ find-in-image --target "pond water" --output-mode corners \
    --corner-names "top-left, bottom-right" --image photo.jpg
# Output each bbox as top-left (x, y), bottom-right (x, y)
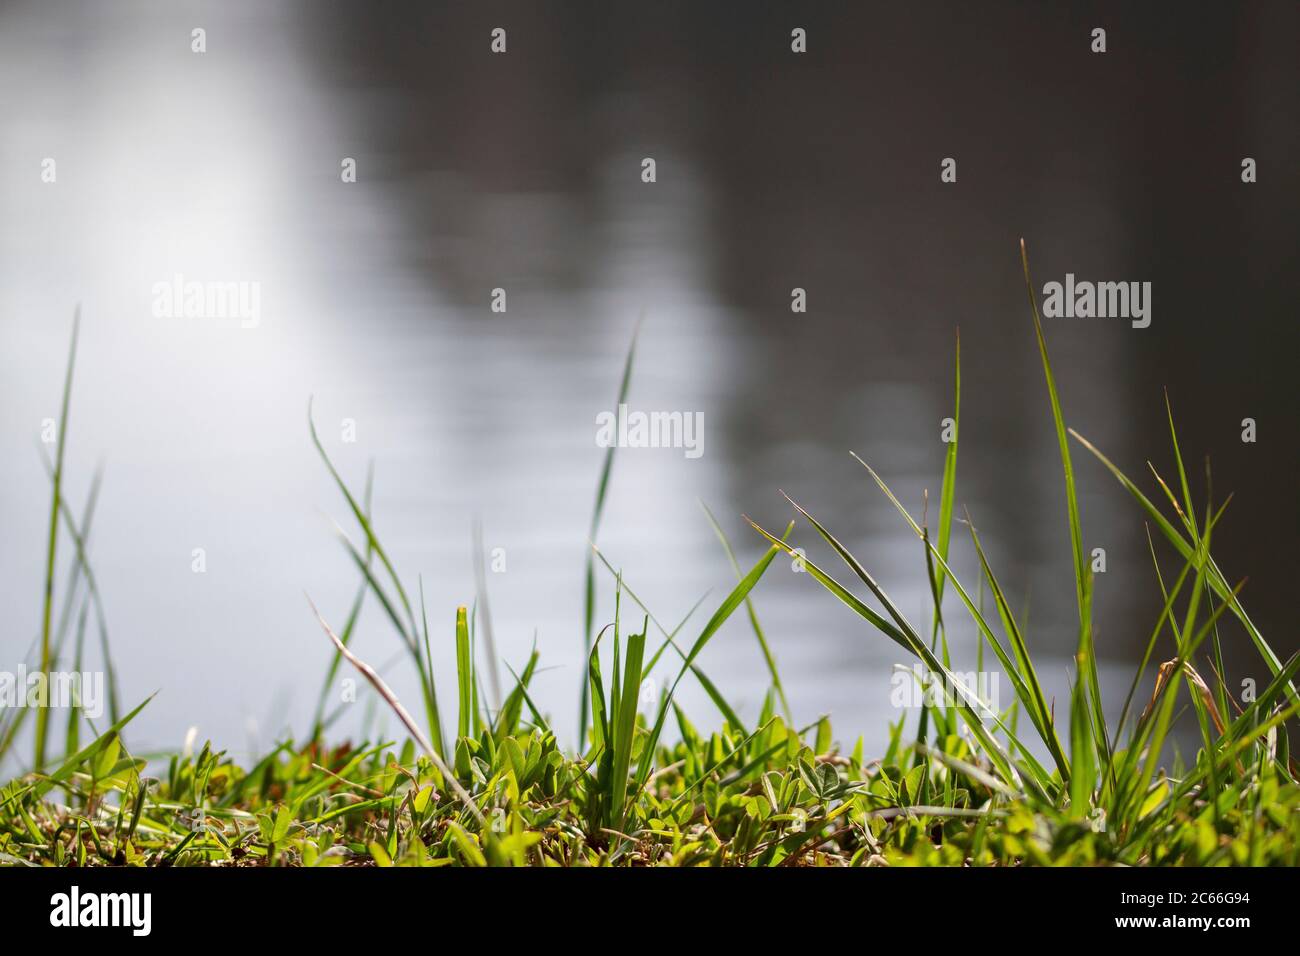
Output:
top-left (1, 2), bottom-right (1293, 763)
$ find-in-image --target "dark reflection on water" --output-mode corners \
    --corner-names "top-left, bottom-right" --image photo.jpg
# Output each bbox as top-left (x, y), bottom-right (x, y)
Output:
top-left (0, 1), bottom-right (1295, 758)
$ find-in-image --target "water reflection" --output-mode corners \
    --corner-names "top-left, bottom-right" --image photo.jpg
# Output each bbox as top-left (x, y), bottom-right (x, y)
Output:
top-left (0, 1), bottom-right (1294, 762)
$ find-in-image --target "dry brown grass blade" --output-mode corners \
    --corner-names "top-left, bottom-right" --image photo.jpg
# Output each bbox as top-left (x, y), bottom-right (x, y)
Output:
top-left (307, 595), bottom-right (484, 824)
top-left (1141, 659), bottom-right (1227, 738)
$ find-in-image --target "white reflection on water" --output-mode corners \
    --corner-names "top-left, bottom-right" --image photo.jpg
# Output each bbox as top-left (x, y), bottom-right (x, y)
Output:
top-left (0, 2), bottom-right (1171, 764)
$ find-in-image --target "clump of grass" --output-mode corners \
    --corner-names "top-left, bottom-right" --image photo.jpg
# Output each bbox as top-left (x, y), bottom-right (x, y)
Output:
top-left (1, 247), bottom-right (1296, 866)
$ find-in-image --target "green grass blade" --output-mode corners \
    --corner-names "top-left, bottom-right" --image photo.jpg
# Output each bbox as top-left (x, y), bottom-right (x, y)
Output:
top-left (502, 659), bottom-right (551, 736)
top-left (494, 648), bottom-right (540, 740)
top-left (580, 321), bottom-right (640, 744)
top-left (964, 512), bottom-right (1069, 778)
top-left (590, 539), bottom-right (744, 730)
top-left (747, 507), bottom-right (1045, 800)
top-left (309, 401), bottom-right (420, 641)
top-left (608, 622), bottom-right (646, 829)
top-left (43, 465), bottom-right (121, 728)
top-left (1070, 428), bottom-right (1297, 708)
top-left (701, 502), bottom-right (791, 722)
top-left (932, 329), bottom-right (960, 630)
top-left (586, 625), bottom-right (612, 754)
top-left (851, 456), bottom-right (1067, 779)
top-left (33, 693), bottom-right (152, 800)
top-left (63, 597), bottom-right (90, 760)
top-left (48, 465), bottom-right (100, 667)
top-left (1021, 241), bottom-right (1110, 777)
top-left (35, 309), bottom-right (79, 772)
top-left (311, 462), bottom-right (374, 741)
top-left (1020, 242), bottom-right (1086, 621)
top-left (1068, 571), bottom-right (1096, 817)
top-left (1164, 391), bottom-right (1199, 541)
top-left (631, 542), bottom-right (782, 799)
top-left (471, 518), bottom-right (503, 711)
top-left (455, 606), bottom-right (473, 741)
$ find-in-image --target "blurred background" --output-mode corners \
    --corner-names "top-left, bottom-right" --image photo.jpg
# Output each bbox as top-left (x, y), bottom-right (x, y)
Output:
top-left (1, 1), bottom-right (1296, 764)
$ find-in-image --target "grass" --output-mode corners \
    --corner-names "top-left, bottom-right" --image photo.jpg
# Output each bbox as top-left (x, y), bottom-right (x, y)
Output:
top-left (1, 244), bottom-right (1296, 866)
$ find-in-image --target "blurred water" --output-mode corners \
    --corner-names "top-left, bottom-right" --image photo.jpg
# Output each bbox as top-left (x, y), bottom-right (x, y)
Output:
top-left (1, 1), bottom-right (1294, 765)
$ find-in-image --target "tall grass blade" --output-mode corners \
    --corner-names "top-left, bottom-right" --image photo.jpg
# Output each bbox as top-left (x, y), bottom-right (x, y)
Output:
top-left (308, 597), bottom-right (482, 825)
top-left (311, 462), bottom-right (374, 741)
top-left (630, 542), bottom-right (782, 802)
top-left (580, 321), bottom-right (640, 744)
top-left (33, 692), bottom-right (152, 800)
top-left (1070, 427), bottom-right (1297, 707)
top-left (700, 502), bottom-right (791, 721)
top-left (455, 606), bottom-right (473, 741)
top-left (747, 507), bottom-right (1041, 798)
top-left (850, 456), bottom-right (1067, 781)
top-left (472, 518), bottom-right (503, 710)
top-left (308, 400), bottom-right (421, 641)
top-left (35, 308), bottom-right (79, 772)
top-left (1021, 240), bottom-right (1110, 775)
top-left (608, 623), bottom-right (646, 829)
top-left (590, 540), bottom-right (743, 730)
top-left (931, 329), bottom-right (960, 632)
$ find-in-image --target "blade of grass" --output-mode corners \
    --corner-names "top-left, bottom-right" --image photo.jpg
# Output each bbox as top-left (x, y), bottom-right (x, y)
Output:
top-left (964, 509), bottom-right (1069, 778)
top-left (455, 606), bottom-right (473, 741)
top-left (1020, 240), bottom-right (1110, 778)
top-left (309, 402), bottom-right (418, 636)
top-left (307, 596), bottom-right (483, 826)
top-left (46, 465), bottom-right (121, 727)
top-left (471, 518), bottom-right (503, 711)
top-left (580, 320), bottom-right (640, 744)
top-left (311, 462), bottom-right (374, 741)
top-left (494, 647), bottom-right (540, 740)
top-left (32, 692), bottom-right (152, 800)
top-left (330, 518), bottom-right (444, 755)
top-left (931, 329), bottom-right (960, 637)
top-left (63, 596), bottom-right (90, 760)
top-left (851, 456), bottom-right (1068, 781)
top-left (700, 502), bottom-right (791, 722)
top-left (590, 539), bottom-right (743, 731)
top-left (629, 542), bottom-right (783, 806)
top-left (607, 622), bottom-right (646, 829)
top-left (1069, 427), bottom-right (1296, 708)
top-left (35, 308), bottom-right (79, 772)
top-left (311, 402), bottom-right (446, 752)
top-left (747, 507), bottom-right (1044, 800)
